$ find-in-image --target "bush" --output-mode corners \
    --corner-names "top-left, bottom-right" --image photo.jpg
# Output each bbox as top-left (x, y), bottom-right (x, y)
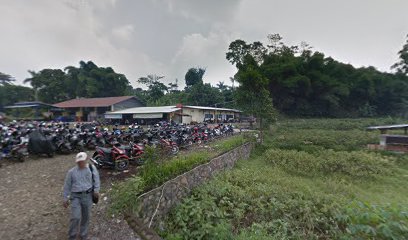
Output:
top-left (337, 201), bottom-right (408, 240)
top-left (110, 177), bottom-right (145, 214)
top-left (162, 167), bottom-right (345, 239)
top-left (264, 149), bottom-right (394, 178)
top-left (268, 128), bottom-right (378, 152)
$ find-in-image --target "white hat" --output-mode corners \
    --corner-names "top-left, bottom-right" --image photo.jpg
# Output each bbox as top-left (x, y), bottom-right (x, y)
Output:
top-left (75, 152), bottom-right (88, 162)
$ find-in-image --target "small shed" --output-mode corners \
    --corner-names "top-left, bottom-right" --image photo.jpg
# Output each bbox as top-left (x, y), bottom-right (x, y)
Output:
top-left (367, 124), bottom-right (408, 152)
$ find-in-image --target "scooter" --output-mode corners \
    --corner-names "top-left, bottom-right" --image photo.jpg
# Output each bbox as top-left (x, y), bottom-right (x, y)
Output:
top-left (90, 144), bottom-right (130, 171)
top-left (122, 141), bottom-right (145, 165)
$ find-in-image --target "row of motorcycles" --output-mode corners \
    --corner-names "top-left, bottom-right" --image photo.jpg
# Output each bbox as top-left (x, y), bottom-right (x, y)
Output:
top-left (0, 121), bottom-right (236, 171)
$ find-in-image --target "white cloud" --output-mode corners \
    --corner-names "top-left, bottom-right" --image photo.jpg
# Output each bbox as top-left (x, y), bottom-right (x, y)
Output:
top-left (112, 24), bottom-right (135, 42)
top-left (171, 27), bottom-right (238, 87)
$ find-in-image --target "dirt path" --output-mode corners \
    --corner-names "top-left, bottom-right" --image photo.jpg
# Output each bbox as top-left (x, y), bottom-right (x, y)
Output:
top-left (0, 153), bottom-right (139, 240)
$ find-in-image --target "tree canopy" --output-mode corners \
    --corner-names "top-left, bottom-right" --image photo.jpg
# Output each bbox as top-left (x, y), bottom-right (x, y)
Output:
top-left (23, 61), bottom-right (132, 103)
top-left (0, 72), bottom-right (15, 85)
top-left (227, 34), bottom-right (408, 117)
top-left (185, 68), bottom-right (205, 87)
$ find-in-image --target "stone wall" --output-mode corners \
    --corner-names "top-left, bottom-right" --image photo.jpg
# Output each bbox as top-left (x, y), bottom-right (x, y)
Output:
top-left (126, 142), bottom-right (253, 238)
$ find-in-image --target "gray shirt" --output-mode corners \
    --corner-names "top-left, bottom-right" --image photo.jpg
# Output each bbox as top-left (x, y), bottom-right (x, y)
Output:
top-left (63, 164), bottom-right (101, 201)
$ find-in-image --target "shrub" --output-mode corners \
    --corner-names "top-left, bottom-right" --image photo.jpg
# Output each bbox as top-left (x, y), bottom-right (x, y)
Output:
top-left (110, 176), bottom-right (145, 214)
top-left (264, 149), bottom-right (394, 178)
top-left (162, 167), bottom-right (345, 239)
top-left (268, 128), bottom-right (378, 152)
top-left (337, 201), bottom-right (408, 240)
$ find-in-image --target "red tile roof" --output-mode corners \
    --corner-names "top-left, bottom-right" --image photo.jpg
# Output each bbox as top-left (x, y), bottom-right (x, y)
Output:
top-left (53, 96), bottom-right (135, 108)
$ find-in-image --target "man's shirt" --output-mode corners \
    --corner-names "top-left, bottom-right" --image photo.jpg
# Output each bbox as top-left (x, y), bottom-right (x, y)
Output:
top-left (63, 164), bottom-right (100, 201)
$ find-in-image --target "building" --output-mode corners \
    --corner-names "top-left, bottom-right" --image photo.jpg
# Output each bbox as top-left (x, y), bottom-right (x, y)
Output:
top-left (181, 105), bottom-right (241, 123)
top-left (4, 101), bottom-right (62, 120)
top-left (105, 106), bottom-right (181, 125)
top-left (104, 104), bottom-right (241, 124)
top-left (54, 96), bottom-right (144, 122)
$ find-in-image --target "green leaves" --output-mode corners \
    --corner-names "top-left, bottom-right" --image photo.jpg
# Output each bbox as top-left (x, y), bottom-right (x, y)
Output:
top-left (227, 34), bottom-right (408, 117)
top-left (24, 61), bottom-right (132, 103)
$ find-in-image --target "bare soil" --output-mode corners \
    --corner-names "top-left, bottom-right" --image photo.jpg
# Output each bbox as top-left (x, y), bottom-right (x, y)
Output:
top-left (0, 152), bottom-right (139, 240)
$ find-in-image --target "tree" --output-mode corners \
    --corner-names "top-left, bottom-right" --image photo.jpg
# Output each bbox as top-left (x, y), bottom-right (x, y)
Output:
top-left (137, 74), bottom-right (168, 104)
top-left (185, 68), bottom-right (205, 87)
top-left (392, 34), bottom-right (408, 75)
top-left (0, 84), bottom-right (34, 110)
top-left (24, 69), bottom-right (67, 103)
top-left (234, 55), bottom-right (276, 141)
top-left (186, 82), bottom-right (224, 106)
top-left (23, 61), bottom-right (133, 103)
top-left (227, 34), bottom-right (408, 117)
top-left (216, 81), bottom-right (228, 92)
top-left (0, 72), bottom-right (15, 85)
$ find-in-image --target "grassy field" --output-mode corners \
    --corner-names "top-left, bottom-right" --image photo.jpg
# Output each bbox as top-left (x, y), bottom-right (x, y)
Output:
top-left (160, 118), bottom-right (408, 240)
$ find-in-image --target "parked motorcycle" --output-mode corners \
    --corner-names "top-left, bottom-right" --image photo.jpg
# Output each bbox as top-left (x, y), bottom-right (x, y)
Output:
top-left (90, 144), bottom-right (130, 171)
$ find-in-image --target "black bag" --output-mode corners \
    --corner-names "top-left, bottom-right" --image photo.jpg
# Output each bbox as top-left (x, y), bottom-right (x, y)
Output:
top-left (89, 164), bottom-right (99, 204)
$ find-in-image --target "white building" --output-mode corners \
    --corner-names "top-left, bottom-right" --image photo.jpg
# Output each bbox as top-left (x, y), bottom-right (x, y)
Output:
top-left (104, 105), bottom-right (241, 124)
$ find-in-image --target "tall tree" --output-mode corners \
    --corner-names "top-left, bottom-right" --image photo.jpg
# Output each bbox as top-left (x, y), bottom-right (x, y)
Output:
top-left (185, 68), bottom-right (205, 87)
top-left (234, 55), bottom-right (276, 141)
top-left (24, 61), bottom-right (133, 103)
top-left (227, 34), bottom-right (408, 117)
top-left (0, 85), bottom-right (34, 110)
top-left (0, 72), bottom-right (15, 85)
top-left (216, 81), bottom-right (227, 92)
top-left (137, 74), bottom-right (168, 103)
top-left (24, 69), bottom-right (67, 103)
top-left (392, 34), bottom-right (408, 75)
top-left (186, 82), bottom-right (224, 106)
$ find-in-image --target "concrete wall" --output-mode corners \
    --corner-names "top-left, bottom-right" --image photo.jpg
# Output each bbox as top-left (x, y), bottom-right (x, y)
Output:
top-left (126, 142), bottom-right (253, 238)
top-left (182, 107), bottom-right (204, 123)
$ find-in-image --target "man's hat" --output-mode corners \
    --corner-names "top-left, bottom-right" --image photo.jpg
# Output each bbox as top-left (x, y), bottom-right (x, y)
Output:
top-left (75, 152), bottom-right (87, 162)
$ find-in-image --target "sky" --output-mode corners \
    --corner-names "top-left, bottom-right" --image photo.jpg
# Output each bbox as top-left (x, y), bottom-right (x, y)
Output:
top-left (1, 0), bottom-right (407, 88)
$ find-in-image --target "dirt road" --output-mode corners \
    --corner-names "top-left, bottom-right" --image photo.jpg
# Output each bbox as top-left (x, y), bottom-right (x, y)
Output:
top-left (0, 153), bottom-right (139, 240)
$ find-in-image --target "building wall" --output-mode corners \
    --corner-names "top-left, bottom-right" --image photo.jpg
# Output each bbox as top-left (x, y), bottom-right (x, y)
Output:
top-left (182, 108), bottom-right (205, 123)
top-left (182, 107), bottom-right (240, 123)
top-left (112, 97), bottom-right (145, 111)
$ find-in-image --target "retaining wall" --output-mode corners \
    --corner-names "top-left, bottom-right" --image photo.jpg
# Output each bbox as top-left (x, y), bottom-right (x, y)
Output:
top-left (126, 142), bottom-right (253, 239)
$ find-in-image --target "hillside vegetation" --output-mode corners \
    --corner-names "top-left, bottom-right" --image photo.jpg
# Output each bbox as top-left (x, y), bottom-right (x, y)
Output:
top-left (161, 118), bottom-right (408, 239)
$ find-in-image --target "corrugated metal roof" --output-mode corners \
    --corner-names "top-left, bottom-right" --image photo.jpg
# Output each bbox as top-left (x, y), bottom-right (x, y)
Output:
top-left (183, 105), bottom-right (242, 112)
top-left (106, 106), bottom-right (180, 115)
top-left (53, 96), bottom-right (135, 108)
top-left (5, 101), bottom-right (58, 109)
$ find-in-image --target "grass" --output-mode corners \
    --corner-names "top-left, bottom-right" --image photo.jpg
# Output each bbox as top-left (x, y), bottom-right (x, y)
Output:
top-left (110, 134), bottom-right (250, 214)
top-left (161, 118), bottom-right (408, 240)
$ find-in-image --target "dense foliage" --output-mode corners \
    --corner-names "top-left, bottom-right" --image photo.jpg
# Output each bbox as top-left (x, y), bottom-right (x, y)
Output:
top-left (227, 34), bottom-right (408, 117)
top-left (134, 68), bottom-right (235, 108)
top-left (23, 61), bottom-right (133, 103)
top-left (0, 74), bottom-right (34, 111)
top-left (161, 118), bottom-right (408, 239)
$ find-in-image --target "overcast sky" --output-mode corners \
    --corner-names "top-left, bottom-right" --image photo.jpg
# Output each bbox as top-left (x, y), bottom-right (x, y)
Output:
top-left (1, 0), bottom-right (407, 88)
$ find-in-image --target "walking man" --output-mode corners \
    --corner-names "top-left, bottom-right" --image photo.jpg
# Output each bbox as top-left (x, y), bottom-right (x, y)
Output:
top-left (63, 152), bottom-right (100, 240)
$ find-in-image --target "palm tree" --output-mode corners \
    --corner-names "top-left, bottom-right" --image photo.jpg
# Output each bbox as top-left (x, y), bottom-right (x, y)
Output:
top-left (0, 72), bottom-right (15, 85)
top-left (216, 81), bottom-right (227, 92)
